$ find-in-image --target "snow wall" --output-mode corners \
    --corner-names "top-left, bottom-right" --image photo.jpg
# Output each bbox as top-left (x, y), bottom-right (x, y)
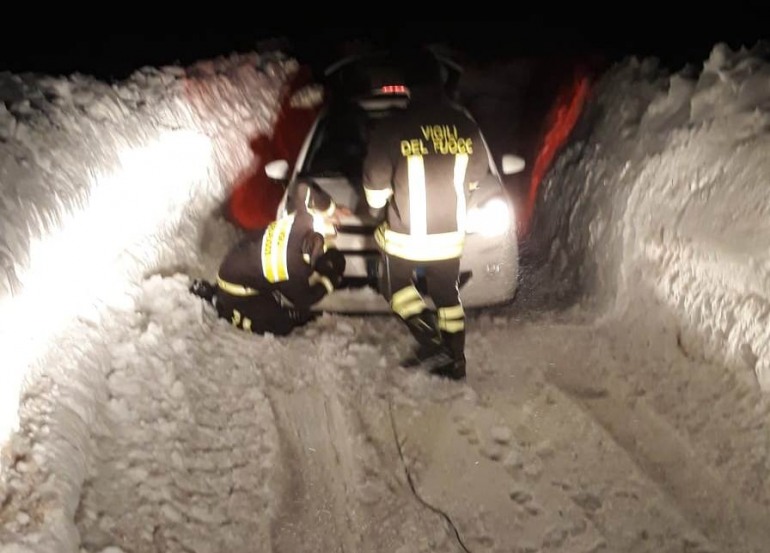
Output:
top-left (528, 42), bottom-right (770, 390)
top-left (0, 53), bottom-right (293, 552)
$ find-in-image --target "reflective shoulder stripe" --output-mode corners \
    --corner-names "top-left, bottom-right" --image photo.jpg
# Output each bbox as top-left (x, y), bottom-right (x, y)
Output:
top-left (217, 276), bottom-right (260, 297)
top-left (364, 186), bottom-right (393, 209)
top-left (374, 224), bottom-right (465, 261)
top-left (262, 215), bottom-right (294, 282)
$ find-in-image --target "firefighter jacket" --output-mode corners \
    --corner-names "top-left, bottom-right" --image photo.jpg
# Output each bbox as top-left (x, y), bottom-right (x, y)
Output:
top-left (362, 94), bottom-right (490, 261)
top-left (216, 207), bottom-right (333, 309)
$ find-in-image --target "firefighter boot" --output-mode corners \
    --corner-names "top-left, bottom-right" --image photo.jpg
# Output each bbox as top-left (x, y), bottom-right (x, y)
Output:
top-left (190, 278), bottom-right (216, 304)
top-left (399, 310), bottom-right (450, 368)
top-left (429, 330), bottom-right (466, 381)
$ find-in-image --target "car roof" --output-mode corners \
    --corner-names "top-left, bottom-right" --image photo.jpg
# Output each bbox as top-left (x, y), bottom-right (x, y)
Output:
top-left (322, 48), bottom-right (463, 103)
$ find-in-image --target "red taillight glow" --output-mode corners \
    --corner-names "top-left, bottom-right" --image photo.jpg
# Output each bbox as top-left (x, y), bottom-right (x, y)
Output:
top-left (380, 85), bottom-right (408, 95)
top-left (522, 70), bottom-right (591, 238)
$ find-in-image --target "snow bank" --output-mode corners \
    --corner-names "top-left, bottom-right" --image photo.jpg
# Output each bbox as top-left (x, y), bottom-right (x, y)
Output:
top-left (531, 42), bottom-right (770, 389)
top-left (0, 53), bottom-right (295, 552)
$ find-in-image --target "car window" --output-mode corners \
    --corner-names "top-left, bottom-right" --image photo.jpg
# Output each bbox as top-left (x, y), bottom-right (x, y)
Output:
top-left (301, 102), bottom-right (370, 186)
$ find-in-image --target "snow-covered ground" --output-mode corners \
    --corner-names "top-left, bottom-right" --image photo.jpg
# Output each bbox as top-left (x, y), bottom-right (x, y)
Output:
top-left (1, 41), bottom-right (769, 553)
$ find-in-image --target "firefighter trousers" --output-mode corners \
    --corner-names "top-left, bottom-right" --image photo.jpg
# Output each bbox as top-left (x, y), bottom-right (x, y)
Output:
top-left (380, 253), bottom-right (465, 361)
top-left (214, 289), bottom-right (314, 336)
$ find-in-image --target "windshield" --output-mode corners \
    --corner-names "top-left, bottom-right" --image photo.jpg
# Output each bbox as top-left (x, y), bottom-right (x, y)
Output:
top-left (300, 102), bottom-right (371, 186)
top-left (299, 97), bottom-right (497, 194)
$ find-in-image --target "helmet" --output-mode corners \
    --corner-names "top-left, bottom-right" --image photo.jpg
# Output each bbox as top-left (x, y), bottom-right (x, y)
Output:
top-left (397, 48), bottom-right (444, 100)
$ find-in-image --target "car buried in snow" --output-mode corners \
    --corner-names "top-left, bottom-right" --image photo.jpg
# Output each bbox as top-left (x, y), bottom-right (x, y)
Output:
top-left (265, 50), bottom-right (525, 313)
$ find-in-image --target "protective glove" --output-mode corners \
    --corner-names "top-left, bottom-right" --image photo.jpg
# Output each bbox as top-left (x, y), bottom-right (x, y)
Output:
top-left (314, 249), bottom-right (346, 289)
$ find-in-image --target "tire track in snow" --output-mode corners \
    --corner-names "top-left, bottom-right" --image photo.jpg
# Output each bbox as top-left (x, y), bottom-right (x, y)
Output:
top-left (479, 312), bottom-right (770, 553)
top-left (70, 273), bottom-right (770, 553)
top-left (73, 274), bottom-right (471, 553)
top-left (76, 275), bottom-right (283, 553)
top-left (261, 316), bottom-right (467, 553)
top-left (449, 313), bottom-right (724, 553)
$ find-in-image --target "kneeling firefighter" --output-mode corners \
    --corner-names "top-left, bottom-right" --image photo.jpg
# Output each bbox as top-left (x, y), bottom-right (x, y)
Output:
top-left (190, 181), bottom-right (345, 335)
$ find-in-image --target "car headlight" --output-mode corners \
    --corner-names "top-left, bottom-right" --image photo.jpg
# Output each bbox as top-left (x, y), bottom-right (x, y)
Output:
top-left (465, 196), bottom-right (512, 237)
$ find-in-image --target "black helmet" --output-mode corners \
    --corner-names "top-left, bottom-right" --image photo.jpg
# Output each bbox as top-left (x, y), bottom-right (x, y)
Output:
top-left (396, 48), bottom-right (444, 100)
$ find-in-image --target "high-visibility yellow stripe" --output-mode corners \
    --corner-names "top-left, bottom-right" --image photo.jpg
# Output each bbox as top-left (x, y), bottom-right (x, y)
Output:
top-left (454, 153), bottom-right (469, 233)
top-left (439, 319), bottom-right (465, 332)
top-left (438, 304), bottom-right (465, 333)
top-left (438, 304), bottom-right (464, 320)
top-left (262, 221), bottom-right (278, 281)
top-left (262, 215), bottom-right (293, 282)
top-left (391, 285), bottom-right (420, 309)
top-left (242, 318), bottom-right (252, 331)
top-left (216, 276), bottom-right (259, 297)
top-left (391, 285), bottom-right (426, 318)
top-left (407, 155), bottom-right (427, 235)
top-left (375, 224), bottom-right (464, 261)
top-left (365, 186), bottom-right (393, 208)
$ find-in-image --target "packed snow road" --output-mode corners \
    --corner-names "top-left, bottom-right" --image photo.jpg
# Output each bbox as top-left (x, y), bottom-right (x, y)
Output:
top-left (62, 269), bottom-right (770, 553)
top-left (3, 45), bottom-right (770, 553)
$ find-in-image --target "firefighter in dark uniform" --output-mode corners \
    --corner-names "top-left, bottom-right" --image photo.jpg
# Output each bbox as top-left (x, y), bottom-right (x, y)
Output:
top-left (190, 181), bottom-right (345, 335)
top-left (362, 53), bottom-right (489, 380)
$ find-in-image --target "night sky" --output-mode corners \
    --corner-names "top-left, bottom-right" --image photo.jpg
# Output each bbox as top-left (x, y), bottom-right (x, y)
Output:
top-left (1, 14), bottom-right (768, 82)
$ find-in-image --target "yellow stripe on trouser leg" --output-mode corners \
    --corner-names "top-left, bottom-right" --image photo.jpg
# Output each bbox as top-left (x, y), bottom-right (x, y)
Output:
top-left (438, 305), bottom-right (465, 333)
top-left (390, 285), bottom-right (426, 319)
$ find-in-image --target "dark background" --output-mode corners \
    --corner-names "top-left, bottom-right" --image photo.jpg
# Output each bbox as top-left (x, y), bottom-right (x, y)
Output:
top-left (1, 13), bottom-right (769, 81)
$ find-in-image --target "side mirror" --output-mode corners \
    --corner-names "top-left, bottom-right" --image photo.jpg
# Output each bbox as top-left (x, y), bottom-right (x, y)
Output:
top-left (265, 159), bottom-right (290, 180)
top-left (501, 154), bottom-right (526, 175)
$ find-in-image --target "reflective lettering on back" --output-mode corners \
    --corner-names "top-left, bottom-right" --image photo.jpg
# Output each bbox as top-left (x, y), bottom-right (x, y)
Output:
top-left (401, 139), bottom-right (429, 156)
top-left (398, 123), bottom-right (474, 156)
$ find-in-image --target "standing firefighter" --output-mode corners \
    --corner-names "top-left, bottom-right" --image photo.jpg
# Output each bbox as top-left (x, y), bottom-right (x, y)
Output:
top-left (190, 182), bottom-right (345, 336)
top-left (362, 52), bottom-right (489, 380)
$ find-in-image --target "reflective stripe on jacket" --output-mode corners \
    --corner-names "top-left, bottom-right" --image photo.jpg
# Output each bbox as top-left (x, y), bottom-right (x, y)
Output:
top-left (261, 215), bottom-right (295, 282)
top-left (374, 223), bottom-right (464, 261)
top-left (362, 95), bottom-right (490, 260)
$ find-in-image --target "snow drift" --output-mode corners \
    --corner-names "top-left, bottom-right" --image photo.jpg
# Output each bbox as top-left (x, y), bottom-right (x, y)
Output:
top-left (0, 53), bottom-right (296, 551)
top-left (527, 42), bottom-right (770, 390)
